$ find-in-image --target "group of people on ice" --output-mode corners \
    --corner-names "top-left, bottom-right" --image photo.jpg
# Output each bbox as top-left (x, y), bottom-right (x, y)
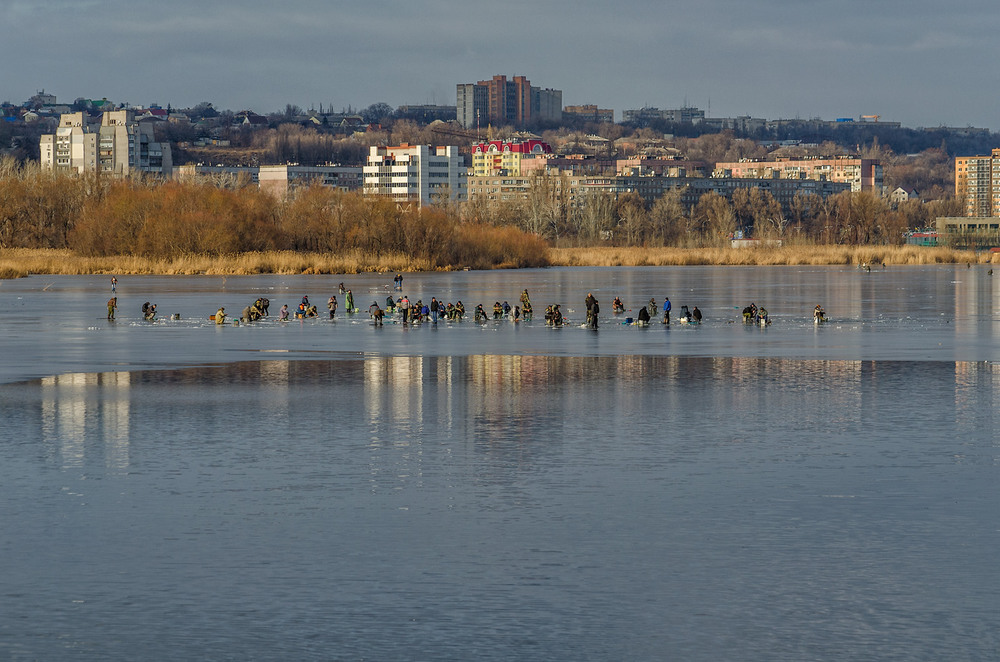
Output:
top-left (742, 303), bottom-right (769, 325)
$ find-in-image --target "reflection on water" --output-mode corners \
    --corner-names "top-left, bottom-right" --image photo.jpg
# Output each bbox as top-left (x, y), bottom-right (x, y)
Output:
top-left (22, 356), bottom-right (1000, 474)
top-left (40, 371), bottom-right (131, 470)
top-left (3, 355), bottom-right (999, 661)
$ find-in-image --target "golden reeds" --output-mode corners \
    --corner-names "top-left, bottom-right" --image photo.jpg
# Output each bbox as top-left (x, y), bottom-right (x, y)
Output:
top-left (1, 244), bottom-right (994, 279)
top-left (0, 248), bottom-right (432, 277)
top-left (547, 245), bottom-right (996, 267)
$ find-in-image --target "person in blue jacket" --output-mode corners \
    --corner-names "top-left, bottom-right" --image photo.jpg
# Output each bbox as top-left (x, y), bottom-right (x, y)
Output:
top-left (662, 297), bottom-right (671, 324)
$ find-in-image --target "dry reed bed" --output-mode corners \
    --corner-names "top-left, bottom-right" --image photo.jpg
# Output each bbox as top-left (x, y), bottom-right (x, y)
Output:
top-left (548, 245), bottom-right (999, 267)
top-left (2, 245), bottom-right (996, 279)
top-left (0, 249), bottom-right (431, 278)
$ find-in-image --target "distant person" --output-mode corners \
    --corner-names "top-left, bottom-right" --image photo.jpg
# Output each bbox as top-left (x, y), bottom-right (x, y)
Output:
top-left (279, 304), bottom-right (289, 321)
top-left (107, 297), bottom-right (117, 320)
top-left (662, 297), bottom-right (671, 324)
top-left (637, 305), bottom-right (650, 325)
top-left (400, 295), bottom-right (410, 323)
top-left (145, 303), bottom-right (156, 321)
top-left (328, 295), bottom-right (338, 319)
top-left (345, 289), bottom-right (354, 312)
top-left (585, 292), bottom-right (596, 326)
top-left (590, 298), bottom-right (599, 328)
top-left (369, 301), bottom-right (383, 326)
top-left (110, 276), bottom-right (117, 293)
top-left (215, 307), bottom-right (227, 325)
top-left (692, 306), bottom-right (702, 322)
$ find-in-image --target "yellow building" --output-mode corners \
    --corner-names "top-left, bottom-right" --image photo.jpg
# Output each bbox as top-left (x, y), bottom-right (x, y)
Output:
top-left (471, 140), bottom-right (552, 177)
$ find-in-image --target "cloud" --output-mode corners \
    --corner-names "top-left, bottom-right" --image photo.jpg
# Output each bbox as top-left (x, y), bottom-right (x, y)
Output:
top-left (4, 0), bottom-right (1000, 128)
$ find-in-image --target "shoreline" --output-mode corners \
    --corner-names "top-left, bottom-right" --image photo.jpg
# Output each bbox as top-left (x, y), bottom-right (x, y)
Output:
top-left (1, 245), bottom-right (994, 278)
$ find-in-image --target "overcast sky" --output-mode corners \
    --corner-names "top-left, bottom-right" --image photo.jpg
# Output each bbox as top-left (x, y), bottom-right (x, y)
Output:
top-left (4, 0), bottom-right (998, 130)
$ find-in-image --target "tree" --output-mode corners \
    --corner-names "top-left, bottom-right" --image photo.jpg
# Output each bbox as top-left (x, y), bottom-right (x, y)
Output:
top-left (648, 188), bottom-right (687, 246)
top-left (692, 192), bottom-right (735, 245)
top-left (361, 102), bottom-right (394, 125)
top-left (615, 192), bottom-right (649, 245)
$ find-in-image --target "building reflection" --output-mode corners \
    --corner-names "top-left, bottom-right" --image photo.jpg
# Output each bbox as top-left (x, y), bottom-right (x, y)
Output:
top-left (41, 371), bottom-right (130, 470)
top-left (22, 355), bottom-right (1000, 478)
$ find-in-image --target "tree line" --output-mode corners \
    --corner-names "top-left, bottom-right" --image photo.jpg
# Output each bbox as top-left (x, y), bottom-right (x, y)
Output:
top-left (0, 159), bottom-right (547, 269)
top-left (461, 174), bottom-right (962, 247)
top-left (0, 157), bottom-right (964, 261)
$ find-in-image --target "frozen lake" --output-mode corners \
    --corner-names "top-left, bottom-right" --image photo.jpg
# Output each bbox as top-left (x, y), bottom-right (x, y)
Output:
top-left (2, 264), bottom-right (1000, 383)
top-left (1, 266), bottom-right (998, 660)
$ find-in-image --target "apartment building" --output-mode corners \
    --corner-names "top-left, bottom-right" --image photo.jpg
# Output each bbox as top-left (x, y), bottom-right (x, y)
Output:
top-left (622, 107), bottom-right (706, 124)
top-left (39, 110), bottom-right (172, 176)
top-left (457, 75), bottom-right (562, 128)
top-left (259, 165), bottom-right (363, 198)
top-left (468, 171), bottom-right (848, 212)
top-left (563, 105), bottom-right (614, 124)
top-left (954, 149), bottom-right (1000, 217)
top-left (173, 164), bottom-right (363, 197)
top-left (713, 157), bottom-right (882, 193)
top-left (363, 144), bottom-right (466, 207)
top-left (470, 139), bottom-right (552, 177)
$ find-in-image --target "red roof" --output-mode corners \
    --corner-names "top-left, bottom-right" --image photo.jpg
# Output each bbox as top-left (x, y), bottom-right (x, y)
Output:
top-left (472, 139), bottom-right (552, 155)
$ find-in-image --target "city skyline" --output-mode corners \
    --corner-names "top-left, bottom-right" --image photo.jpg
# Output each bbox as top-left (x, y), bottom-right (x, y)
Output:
top-left (3, 0), bottom-right (997, 130)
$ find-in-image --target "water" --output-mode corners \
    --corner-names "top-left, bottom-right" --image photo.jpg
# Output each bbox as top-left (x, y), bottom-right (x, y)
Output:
top-left (1, 266), bottom-right (998, 660)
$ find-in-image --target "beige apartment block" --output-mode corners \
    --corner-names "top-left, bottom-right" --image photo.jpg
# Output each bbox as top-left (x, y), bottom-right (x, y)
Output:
top-left (954, 149), bottom-right (1000, 217)
top-left (713, 157), bottom-right (882, 193)
top-left (40, 110), bottom-right (172, 176)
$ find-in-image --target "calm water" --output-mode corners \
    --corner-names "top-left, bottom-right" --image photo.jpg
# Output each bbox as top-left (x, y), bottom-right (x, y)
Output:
top-left (1, 266), bottom-right (998, 660)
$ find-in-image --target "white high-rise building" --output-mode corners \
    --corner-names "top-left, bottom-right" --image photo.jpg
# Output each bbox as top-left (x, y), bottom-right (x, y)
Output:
top-left (363, 144), bottom-right (466, 207)
top-left (40, 110), bottom-right (172, 176)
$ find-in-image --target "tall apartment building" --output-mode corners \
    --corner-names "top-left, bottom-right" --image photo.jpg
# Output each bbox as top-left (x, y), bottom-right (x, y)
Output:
top-left (457, 75), bottom-right (562, 128)
top-left (39, 110), bottom-right (172, 176)
top-left (713, 157), bottom-right (882, 193)
top-left (363, 144), bottom-right (466, 207)
top-left (954, 150), bottom-right (1000, 217)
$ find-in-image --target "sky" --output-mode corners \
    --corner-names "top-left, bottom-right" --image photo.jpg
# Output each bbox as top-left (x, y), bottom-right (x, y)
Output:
top-left (4, 0), bottom-right (999, 130)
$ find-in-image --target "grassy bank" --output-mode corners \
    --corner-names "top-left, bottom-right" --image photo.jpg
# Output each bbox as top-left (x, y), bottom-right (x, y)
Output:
top-left (548, 245), bottom-right (997, 267)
